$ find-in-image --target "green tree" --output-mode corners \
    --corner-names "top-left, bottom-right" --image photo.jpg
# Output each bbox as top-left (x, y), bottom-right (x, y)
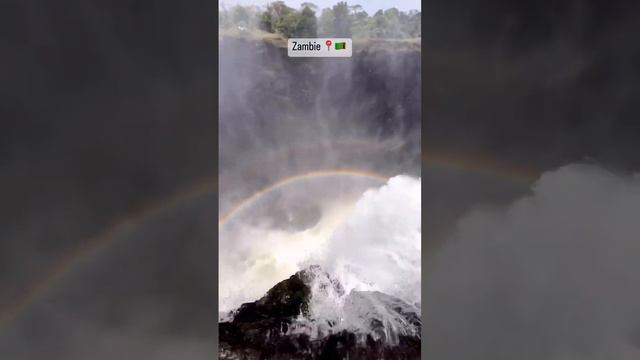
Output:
top-left (296, 6), bottom-right (318, 37)
top-left (318, 8), bottom-right (335, 36)
top-left (332, 1), bottom-right (352, 37)
top-left (269, 1), bottom-right (294, 18)
top-left (259, 11), bottom-right (274, 32)
top-left (276, 12), bottom-right (298, 37)
top-left (301, 2), bottom-right (318, 11)
top-left (407, 10), bottom-right (421, 37)
top-left (259, 2), bottom-right (318, 38)
top-left (253, 1), bottom-right (419, 40)
top-left (383, 7), bottom-right (403, 38)
top-left (259, 1), bottom-right (294, 33)
top-left (349, 4), bottom-right (369, 37)
top-left (368, 9), bottom-right (387, 38)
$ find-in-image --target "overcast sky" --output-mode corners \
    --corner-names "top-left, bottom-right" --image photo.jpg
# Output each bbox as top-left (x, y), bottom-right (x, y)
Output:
top-left (219, 0), bottom-right (420, 15)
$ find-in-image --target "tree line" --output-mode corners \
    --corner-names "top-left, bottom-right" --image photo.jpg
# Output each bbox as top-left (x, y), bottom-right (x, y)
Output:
top-left (219, 1), bottom-right (421, 39)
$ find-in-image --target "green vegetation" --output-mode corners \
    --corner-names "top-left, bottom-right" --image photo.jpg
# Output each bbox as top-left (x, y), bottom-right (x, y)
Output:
top-left (219, 1), bottom-right (420, 39)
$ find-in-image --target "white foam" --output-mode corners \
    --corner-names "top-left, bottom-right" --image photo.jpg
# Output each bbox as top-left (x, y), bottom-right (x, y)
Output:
top-left (312, 175), bottom-right (422, 306)
top-left (293, 175), bottom-right (422, 343)
top-left (219, 174), bottom-right (422, 333)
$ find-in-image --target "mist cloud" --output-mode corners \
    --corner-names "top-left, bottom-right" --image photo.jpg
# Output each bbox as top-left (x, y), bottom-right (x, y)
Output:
top-left (425, 164), bottom-right (640, 359)
top-left (219, 175), bottom-right (421, 313)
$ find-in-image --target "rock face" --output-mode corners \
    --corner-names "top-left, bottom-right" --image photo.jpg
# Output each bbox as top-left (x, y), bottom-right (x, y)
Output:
top-left (218, 36), bottom-right (422, 184)
top-left (219, 266), bottom-right (421, 359)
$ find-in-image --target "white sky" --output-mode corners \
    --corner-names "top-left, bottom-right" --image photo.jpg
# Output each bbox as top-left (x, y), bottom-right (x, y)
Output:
top-left (219, 0), bottom-right (420, 15)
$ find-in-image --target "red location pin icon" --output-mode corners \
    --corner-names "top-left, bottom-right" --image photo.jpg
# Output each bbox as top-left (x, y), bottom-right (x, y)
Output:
top-left (325, 40), bottom-right (332, 50)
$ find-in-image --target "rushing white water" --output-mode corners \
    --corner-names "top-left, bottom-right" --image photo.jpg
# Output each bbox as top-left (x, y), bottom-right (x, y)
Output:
top-left (311, 175), bottom-right (422, 306)
top-left (289, 265), bottom-right (421, 344)
top-left (293, 175), bottom-right (421, 342)
top-left (219, 174), bottom-right (422, 334)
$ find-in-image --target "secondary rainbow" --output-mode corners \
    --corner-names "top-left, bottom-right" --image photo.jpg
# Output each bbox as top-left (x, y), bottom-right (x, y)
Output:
top-left (0, 176), bottom-right (217, 333)
top-left (0, 145), bottom-right (539, 333)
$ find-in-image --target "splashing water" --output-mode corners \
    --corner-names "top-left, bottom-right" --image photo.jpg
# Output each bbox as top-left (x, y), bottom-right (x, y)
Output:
top-left (219, 175), bottom-right (421, 342)
top-left (295, 175), bottom-right (421, 342)
top-left (311, 175), bottom-right (422, 306)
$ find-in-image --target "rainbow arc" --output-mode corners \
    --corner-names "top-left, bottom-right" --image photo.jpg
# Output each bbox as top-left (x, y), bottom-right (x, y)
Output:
top-left (0, 144), bottom-right (539, 332)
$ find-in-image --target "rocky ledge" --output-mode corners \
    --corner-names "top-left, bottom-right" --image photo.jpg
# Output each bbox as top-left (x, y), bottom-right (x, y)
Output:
top-left (219, 266), bottom-right (421, 359)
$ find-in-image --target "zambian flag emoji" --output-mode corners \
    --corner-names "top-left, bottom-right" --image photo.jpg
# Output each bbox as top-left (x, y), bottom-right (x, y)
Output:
top-left (335, 42), bottom-right (347, 50)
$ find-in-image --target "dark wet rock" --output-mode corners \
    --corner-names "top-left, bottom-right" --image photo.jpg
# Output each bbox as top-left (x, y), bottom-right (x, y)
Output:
top-left (219, 266), bottom-right (421, 359)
